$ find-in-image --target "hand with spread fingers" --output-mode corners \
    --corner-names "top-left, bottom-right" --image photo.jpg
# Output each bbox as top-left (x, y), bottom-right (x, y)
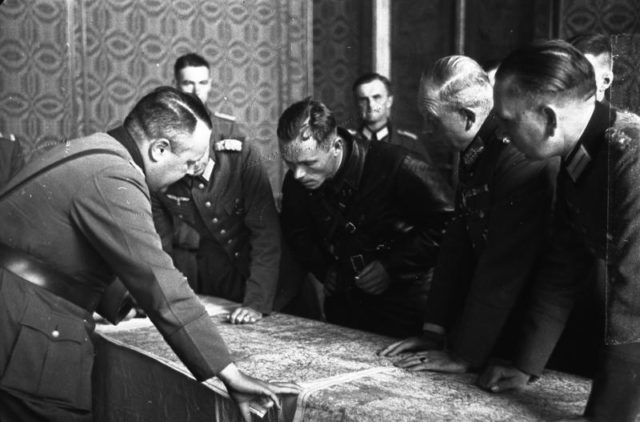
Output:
top-left (378, 330), bottom-right (444, 357)
top-left (476, 363), bottom-right (530, 393)
top-left (218, 363), bottom-right (301, 422)
top-left (228, 306), bottom-right (262, 324)
top-left (393, 350), bottom-right (470, 373)
top-left (354, 260), bottom-right (391, 295)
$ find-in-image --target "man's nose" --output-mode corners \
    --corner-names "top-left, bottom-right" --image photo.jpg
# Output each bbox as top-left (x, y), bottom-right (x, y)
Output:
top-left (293, 167), bottom-right (306, 180)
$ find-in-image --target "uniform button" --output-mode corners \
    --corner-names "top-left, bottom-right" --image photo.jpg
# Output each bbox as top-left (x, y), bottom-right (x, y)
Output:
top-left (212, 218), bottom-right (219, 223)
top-left (220, 229), bottom-right (226, 234)
top-left (227, 239), bottom-right (232, 244)
top-left (178, 214), bottom-right (184, 219)
top-left (198, 183), bottom-right (205, 189)
top-left (205, 201), bottom-right (212, 208)
top-left (52, 330), bottom-right (60, 338)
top-left (234, 252), bottom-right (239, 257)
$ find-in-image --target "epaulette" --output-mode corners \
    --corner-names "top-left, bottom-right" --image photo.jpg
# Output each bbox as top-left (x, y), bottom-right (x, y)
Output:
top-left (214, 139), bottom-right (243, 152)
top-left (396, 129), bottom-right (418, 140)
top-left (347, 128), bottom-right (358, 136)
top-left (605, 127), bottom-right (632, 150)
top-left (213, 111), bottom-right (237, 122)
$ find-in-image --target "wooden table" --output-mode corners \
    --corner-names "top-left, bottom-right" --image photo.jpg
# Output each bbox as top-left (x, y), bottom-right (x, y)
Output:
top-left (93, 296), bottom-right (593, 421)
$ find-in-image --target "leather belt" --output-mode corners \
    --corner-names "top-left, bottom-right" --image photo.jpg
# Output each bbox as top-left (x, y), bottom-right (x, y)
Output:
top-left (0, 243), bottom-right (101, 312)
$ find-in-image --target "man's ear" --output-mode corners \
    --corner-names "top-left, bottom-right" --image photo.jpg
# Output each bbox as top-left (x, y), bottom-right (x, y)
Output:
top-left (601, 70), bottom-right (614, 91)
top-left (387, 94), bottom-right (394, 109)
top-left (332, 136), bottom-right (343, 155)
top-left (461, 108), bottom-right (476, 131)
top-left (542, 105), bottom-right (557, 137)
top-left (149, 138), bottom-right (171, 163)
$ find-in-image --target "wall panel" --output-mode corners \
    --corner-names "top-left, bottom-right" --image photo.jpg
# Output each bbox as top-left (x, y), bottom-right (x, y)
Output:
top-left (0, 0), bottom-right (312, 192)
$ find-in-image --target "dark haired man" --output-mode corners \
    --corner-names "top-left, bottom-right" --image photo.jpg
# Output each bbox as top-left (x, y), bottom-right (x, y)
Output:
top-left (478, 40), bottom-right (640, 422)
top-left (173, 52), bottom-right (242, 140)
top-left (0, 87), bottom-right (298, 422)
top-left (568, 33), bottom-right (613, 103)
top-left (379, 56), bottom-right (557, 374)
top-left (352, 72), bottom-right (429, 159)
top-left (279, 97), bottom-right (453, 338)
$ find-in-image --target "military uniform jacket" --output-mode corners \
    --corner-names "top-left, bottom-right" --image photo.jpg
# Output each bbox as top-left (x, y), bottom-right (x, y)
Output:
top-left (153, 140), bottom-right (281, 314)
top-left (422, 113), bottom-right (558, 367)
top-left (357, 123), bottom-right (430, 160)
top-left (0, 130), bottom-right (232, 410)
top-left (281, 128), bottom-right (454, 287)
top-left (515, 102), bottom-right (640, 376)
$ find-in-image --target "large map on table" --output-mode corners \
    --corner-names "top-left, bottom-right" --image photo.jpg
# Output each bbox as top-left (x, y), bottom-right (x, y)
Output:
top-left (94, 296), bottom-right (592, 422)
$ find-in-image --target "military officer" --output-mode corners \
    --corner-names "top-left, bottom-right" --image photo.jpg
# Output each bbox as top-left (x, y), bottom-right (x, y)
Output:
top-left (0, 132), bottom-right (25, 188)
top-left (477, 40), bottom-right (640, 422)
top-left (174, 52), bottom-right (244, 140)
top-left (0, 87), bottom-right (298, 422)
top-left (152, 136), bottom-right (287, 324)
top-left (568, 33), bottom-right (614, 103)
top-left (279, 97), bottom-right (454, 338)
top-left (169, 53), bottom-right (247, 285)
top-left (380, 56), bottom-right (558, 374)
top-left (351, 72), bottom-right (430, 159)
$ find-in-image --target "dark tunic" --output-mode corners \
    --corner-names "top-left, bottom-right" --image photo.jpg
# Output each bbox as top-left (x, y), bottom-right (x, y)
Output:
top-left (515, 102), bottom-right (640, 376)
top-left (281, 128), bottom-right (454, 338)
top-left (421, 113), bottom-right (558, 367)
top-left (153, 140), bottom-right (284, 314)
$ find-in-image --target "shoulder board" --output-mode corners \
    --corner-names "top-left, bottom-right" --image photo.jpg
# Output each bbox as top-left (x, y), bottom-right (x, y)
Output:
top-left (347, 128), bottom-right (358, 136)
top-left (396, 129), bottom-right (418, 140)
top-left (213, 111), bottom-right (237, 122)
top-left (215, 139), bottom-right (243, 152)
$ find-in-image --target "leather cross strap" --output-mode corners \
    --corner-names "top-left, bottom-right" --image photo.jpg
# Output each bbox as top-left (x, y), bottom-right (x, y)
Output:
top-left (0, 147), bottom-right (125, 311)
top-left (0, 242), bottom-right (102, 312)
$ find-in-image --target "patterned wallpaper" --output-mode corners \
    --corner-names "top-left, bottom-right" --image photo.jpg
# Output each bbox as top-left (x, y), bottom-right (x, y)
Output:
top-left (0, 0), bottom-right (312, 192)
top-left (312, 0), bottom-right (370, 126)
top-left (560, 0), bottom-right (640, 114)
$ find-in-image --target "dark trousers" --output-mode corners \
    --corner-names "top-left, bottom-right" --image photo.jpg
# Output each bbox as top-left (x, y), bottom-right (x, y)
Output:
top-left (584, 342), bottom-right (640, 422)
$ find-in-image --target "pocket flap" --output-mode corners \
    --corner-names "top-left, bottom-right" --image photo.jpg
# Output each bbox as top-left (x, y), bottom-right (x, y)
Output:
top-left (21, 305), bottom-right (85, 343)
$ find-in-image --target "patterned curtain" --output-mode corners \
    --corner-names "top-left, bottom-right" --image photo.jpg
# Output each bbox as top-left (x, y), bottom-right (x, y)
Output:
top-left (0, 0), bottom-right (312, 192)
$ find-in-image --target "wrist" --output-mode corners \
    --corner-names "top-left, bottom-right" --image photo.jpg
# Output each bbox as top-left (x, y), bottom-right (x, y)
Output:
top-left (217, 362), bottom-right (239, 383)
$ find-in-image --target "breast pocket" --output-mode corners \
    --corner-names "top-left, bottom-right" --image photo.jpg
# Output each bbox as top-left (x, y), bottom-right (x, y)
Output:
top-left (0, 296), bottom-right (94, 410)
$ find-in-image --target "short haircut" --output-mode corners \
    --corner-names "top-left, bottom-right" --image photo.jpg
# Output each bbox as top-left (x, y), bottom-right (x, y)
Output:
top-left (174, 53), bottom-right (210, 81)
top-left (124, 86), bottom-right (212, 153)
top-left (277, 97), bottom-right (337, 150)
top-left (495, 39), bottom-right (596, 103)
top-left (352, 72), bottom-right (392, 96)
top-left (419, 55), bottom-right (493, 117)
top-left (568, 33), bottom-right (611, 57)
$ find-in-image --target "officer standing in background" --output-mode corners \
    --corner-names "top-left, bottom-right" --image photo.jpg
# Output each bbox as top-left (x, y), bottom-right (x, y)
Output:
top-left (279, 97), bottom-right (453, 338)
top-left (568, 33), bottom-right (614, 104)
top-left (352, 72), bottom-right (430, 159)
top-left (478, 40), bottom-right (640, 422)
top-left (0, 87), bottom-right (298, 422)
top-left (380, 56), bottom-right (558, 374)
top-left (157, 52), bottom-right (303, 323)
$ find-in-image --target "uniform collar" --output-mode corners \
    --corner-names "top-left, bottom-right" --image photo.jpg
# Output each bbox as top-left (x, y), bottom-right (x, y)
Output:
top-left (564, 101), bottom-right (613, 183)
top-left (461, 112), bottom-right (500, 168)
top-left (200, 157), bottom-right (215, 183)
top-left (327, 127), bottom-right (368, 195)
top-left (361, 124), bottom-right (389, 141)
top-left (107, 126), bottom-right (145, 174)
